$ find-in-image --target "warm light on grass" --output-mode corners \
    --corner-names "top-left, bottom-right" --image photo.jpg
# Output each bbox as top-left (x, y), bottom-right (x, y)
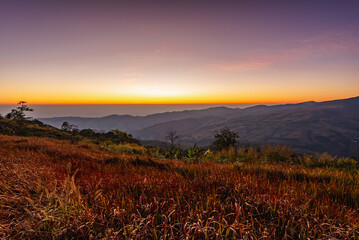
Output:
top-left (1, 135), bottom-right (359, 238)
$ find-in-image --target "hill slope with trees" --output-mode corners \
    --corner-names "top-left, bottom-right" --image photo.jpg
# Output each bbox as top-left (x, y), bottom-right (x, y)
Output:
top-left (40, 96), bottom-right (359, 156)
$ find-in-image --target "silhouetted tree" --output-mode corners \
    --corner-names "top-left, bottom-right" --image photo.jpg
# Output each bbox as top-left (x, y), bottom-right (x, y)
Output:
top-left (211, 127), bottom-right (239, 151)
top-left (61, 121), bottom-right (78, 132)
top-left (61, 122), bottom-right (70, 131)
top-left (166, 130), bottom-right (179, 149)
top-left (6, 101), bottom-right (33, 130)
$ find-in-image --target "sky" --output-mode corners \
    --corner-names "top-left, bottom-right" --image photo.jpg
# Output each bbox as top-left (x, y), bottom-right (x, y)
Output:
top-left (1, 0), bottom-right (359, 105)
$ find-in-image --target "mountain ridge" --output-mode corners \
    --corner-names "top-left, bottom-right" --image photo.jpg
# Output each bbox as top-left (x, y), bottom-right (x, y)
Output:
top-left (40, 96), bottom-right (359, 156)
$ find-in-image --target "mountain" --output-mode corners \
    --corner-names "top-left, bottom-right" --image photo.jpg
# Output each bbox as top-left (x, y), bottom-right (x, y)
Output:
top-left (40, 101), bottom-right (315, 132)
top-left (39, 107), bottom-right (236, 133)
top-left (40, 96), bottom-right (359, 156)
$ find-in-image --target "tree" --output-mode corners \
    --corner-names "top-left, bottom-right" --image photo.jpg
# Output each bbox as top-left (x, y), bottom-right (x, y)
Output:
top-left (61, 121), bottom-right (78, 132)
top-left (79, 128), bottom-right (96, 138)
top-left (166, 130), bottom-right (179, 149)
top-left (106, 129), bottom-right (139, 144)
top-left (61, 121), bottom-right (70, 131)
top-left (61, 122), bottom-right (71, 131)
top-left (6, 101), bottom-right (33, 130)
top-left (211, 127), bottom-right (239, 151)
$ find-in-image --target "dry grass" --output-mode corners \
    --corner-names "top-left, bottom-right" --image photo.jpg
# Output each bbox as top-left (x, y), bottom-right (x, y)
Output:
top-left (1, 135), bottom-right (359, 239)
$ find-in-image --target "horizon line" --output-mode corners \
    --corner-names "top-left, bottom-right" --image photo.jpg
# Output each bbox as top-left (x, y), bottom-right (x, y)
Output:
top-left (0, 95), bottom-right (357, 105)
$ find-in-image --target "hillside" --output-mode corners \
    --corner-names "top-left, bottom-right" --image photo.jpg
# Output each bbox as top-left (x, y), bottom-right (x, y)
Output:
top-left (41, 96), bottom-right (359, 156)
top-left (1, 135), bottom-right (359, 238)
top-left (135, 97), bottom-right (359, 156)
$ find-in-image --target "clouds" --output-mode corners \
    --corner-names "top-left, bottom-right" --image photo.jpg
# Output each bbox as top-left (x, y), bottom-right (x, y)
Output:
top-left (213, 28), bottom-right (359, 72)
top-left (119, 70), bottom-right (144, 83)
top-left (213, 55), bottom-right (294, 72)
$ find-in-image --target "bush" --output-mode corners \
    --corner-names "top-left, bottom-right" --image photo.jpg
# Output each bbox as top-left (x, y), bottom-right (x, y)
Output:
top-left (211, 127), bottom-right (239, 151)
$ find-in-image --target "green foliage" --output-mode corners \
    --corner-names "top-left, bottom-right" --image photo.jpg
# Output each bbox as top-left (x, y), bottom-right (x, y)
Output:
top-left (261, 144), bottom-right (295, 163)
top-left (0, 117), bottom-right (15, 135)
top-left (187, 145), bottom-right (197, 158)
top-left (106, 129), bottom-right (139, 144)
top-left (303, 152), bottom-right (359, 170)
top-left (205, 147), bottom-right (239, 163)
top-left (164, 148), bottom-right (181, 159)
top-left (186, 144), bottom-right (203, 162)
top-left (79, 128), bottom-right (96, 138)
top-left (0, 114), bottom-right (72, 139)
top-left (60, 121), bottom-right (141, 145)
top-left (203, 144), bottom-right (359, 172)
top-left (211, 127), bottom-right (239, 151)
top-left (174, 148), bottom-right (181, 159)
top-left (1, 112), bottom-right (140, 147)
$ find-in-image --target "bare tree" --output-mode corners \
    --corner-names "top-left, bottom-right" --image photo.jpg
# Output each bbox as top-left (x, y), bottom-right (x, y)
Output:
top-left (166, 130), bottom-right (179, 149)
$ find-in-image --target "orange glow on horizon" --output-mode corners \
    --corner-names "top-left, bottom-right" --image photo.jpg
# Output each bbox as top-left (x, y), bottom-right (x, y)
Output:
top-left (0, 95), bottom-right (357, 105)
top-left (1, 1), bottom-right (359, 109)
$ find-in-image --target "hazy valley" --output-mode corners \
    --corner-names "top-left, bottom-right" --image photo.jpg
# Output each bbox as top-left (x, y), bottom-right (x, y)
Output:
top-left (41, 96), bottom-right (359, 156)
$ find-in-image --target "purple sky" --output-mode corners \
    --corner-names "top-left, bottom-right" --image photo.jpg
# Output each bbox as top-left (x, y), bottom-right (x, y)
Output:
top-left (1, 0), bottom-right (359, 104)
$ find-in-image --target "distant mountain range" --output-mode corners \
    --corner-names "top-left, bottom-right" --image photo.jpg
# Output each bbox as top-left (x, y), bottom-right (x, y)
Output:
top-left (40, 96), bottom-right (359, 156)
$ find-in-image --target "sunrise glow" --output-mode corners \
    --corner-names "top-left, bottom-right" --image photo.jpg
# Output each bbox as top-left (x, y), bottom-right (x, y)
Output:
top-left (1, 1), bottom-right (358, 105)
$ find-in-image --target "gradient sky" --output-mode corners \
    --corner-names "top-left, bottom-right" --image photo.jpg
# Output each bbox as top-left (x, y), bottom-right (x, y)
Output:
top-left (1, 0), bottom-right (359, 104)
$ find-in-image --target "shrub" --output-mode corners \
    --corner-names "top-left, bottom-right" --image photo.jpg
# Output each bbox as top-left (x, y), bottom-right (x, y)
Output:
top-left (211, 127), bottom-right (239, 151)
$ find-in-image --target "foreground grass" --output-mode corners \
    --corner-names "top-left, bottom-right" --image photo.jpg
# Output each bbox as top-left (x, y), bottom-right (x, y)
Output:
top-left (1, 136), bottom-right (359, 239)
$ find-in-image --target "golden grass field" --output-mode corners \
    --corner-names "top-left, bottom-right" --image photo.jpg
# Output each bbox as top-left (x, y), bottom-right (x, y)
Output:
top-left (1, 135), bottom-right (359, 239)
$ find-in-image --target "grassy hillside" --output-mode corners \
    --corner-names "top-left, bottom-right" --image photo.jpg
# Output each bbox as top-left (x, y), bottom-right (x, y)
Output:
top-left (1, 135), bottom-right (359, 239)
top-left (0, 116), bottom-right (72, 139)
